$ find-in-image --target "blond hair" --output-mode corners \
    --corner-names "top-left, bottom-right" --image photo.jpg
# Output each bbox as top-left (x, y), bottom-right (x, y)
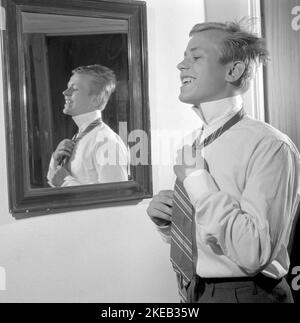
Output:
top-left (190, 20), bottom-right (269, 91)
top-left (72, 64), bottom-right (116, 108)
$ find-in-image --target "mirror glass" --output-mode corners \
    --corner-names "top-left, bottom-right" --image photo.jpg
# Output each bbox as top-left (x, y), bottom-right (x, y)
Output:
top-left (22, 12), bottom-right (131, 188)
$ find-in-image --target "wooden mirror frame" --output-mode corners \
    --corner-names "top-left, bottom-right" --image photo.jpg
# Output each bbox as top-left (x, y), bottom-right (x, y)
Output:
top-left (1, 0), bottom-right (152, 219)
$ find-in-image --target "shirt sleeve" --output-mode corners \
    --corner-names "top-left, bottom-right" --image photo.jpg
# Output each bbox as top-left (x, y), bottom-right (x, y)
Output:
top-left (94, 136), bottom-right (129, 183)
top-left (183, 139), bottom-right (300, 275)
top-left (46, 155), bottom-right (57, 187)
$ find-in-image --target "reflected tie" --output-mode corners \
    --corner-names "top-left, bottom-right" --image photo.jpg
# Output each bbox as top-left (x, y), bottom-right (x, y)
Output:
top-left (170, 108), bottom-right (245, 302)
top-left (59, 118), bottom-right (102, 167)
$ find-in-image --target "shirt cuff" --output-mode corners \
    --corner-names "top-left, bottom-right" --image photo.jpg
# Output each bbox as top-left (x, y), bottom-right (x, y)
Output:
top-left (183, 169), bottom-right (219, 205)
top-left (61, 175), bottom-right (79, 187)
top-left (155, 224), bottom-right (171, 244)
top-left (49, 154), bottom-right (58, 169)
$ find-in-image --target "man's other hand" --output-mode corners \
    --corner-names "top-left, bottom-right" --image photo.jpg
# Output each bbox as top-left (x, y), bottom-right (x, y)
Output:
top-left (51, 166), bottom-right (70, 187)
top-left (53, 139), bottom-right (75, 164)
top-left (174, 145), bottom-right (206, 182)
top-left (147, 190), bottom-right (173, 226)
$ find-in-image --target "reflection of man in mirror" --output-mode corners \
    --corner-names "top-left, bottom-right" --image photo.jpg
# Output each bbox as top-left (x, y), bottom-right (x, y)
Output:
top-left (47, 64), bottom-right (129, 187)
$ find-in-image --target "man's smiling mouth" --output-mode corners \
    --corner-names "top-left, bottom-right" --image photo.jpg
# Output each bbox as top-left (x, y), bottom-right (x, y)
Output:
top-left (181, 77), bottom-right (195, 86)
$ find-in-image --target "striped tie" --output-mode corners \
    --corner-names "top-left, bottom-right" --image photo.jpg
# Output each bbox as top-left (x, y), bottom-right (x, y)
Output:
top-left (170, 179), bottom-right (197, 302)
top-left (59, 118), bottom-right (102, 167)
top-left (170, 127), bottom-right (204, 303)
top-left (170, 108), bottom-right (245, 302)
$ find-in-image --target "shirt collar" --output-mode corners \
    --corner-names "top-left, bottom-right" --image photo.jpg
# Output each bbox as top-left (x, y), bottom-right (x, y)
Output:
top-left (72, 110), bottom-right (102, 132)
top-left (192, 95), bottom-right (243, 128)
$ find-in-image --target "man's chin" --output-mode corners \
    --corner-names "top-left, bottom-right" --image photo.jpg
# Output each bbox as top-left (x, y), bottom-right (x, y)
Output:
top-left (178, 94), bottom-right (196, 105)
top-left (63, 108), bottom-right (73, 116)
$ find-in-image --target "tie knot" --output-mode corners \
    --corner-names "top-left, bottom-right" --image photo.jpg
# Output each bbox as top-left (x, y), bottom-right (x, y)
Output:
top-left (73, 131), bottom-right (84, 143)
top-left (193, 125), bottom-right (204, 151)
top-left (73, 118), bottom-right (102, 143)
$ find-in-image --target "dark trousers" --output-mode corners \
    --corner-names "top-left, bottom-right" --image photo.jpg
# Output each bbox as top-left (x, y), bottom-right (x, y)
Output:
top-left (186, 274), bottom-right (294, 303)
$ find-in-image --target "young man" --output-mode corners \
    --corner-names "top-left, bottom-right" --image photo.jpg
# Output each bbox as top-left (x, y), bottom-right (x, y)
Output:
top-left (147, 22), bottom-right (300, 303)
top-left (47, 64), bottom-right (129, 187)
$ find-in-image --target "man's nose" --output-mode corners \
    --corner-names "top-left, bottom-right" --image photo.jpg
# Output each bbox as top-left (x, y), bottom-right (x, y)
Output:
top-left (177, 58), bottom-right (189, 71)
top-left (63, 88), bottom-right (71, 96)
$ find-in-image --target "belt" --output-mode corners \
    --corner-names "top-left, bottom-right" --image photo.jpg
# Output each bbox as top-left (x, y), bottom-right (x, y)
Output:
top-left (196, 273), bottom-right (283, 291)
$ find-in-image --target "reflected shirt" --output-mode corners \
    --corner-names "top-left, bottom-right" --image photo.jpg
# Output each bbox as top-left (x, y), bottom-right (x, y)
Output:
top-left (47, 110), bottom-right (129, 186)
top-left (156, 96), bottom-right (300, 279)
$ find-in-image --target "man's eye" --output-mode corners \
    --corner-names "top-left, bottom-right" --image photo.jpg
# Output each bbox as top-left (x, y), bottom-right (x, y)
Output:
top-left (193, 56), bottom-right (202, 60)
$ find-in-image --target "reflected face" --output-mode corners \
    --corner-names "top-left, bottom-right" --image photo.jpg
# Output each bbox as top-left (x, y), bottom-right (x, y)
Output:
top-left (62, 73), bottom-right (99, 116)
top-left (177, 30), bottom-right (230, 106)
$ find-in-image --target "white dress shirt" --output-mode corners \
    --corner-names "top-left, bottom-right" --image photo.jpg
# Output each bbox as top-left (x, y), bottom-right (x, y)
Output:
top-left (47, 110), bottom-right (129, 186)
top-left (157, 95), bottom-right (300, 279)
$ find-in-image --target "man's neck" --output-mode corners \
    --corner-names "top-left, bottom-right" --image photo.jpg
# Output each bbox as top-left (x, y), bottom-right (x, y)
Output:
top-left (72, 110), bottom-right (102, 132)
top-left (192, 95), bottom-right (243, 127)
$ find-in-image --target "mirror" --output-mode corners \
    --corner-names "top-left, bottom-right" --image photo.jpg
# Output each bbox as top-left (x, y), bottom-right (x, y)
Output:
top-left (1, 0), bottom-right (152, 218)
top-left (22, 12), bottom-right (131, 188)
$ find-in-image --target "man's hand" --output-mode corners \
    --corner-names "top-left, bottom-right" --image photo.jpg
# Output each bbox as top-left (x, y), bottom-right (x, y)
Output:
top-left (173, 145), bottom-right (206, 182)
top-left (53, 139), bottom-right (75, 164)
top-left (50, 166), bottom-right (70, 187)
top-left (147, 190), bottom-right (174, 226)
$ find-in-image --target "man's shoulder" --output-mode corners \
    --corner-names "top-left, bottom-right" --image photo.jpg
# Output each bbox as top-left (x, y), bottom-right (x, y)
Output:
top-left (93, 123), bottom-right (127, 148)
top-left (238, 115), bottom-right (295, 148)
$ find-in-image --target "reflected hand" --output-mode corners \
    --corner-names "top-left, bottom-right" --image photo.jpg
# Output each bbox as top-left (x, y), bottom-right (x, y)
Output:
top-left (147, 190), bottom-right (173, 226)
top-left (51, 166), bottom-right (70, 187)
top-left (53, 139), bottom-right (75, 164)
top-left (173, 145), bottom-right (206, 182)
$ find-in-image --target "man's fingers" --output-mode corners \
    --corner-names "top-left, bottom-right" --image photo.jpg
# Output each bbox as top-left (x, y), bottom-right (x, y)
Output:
top-left (61, 139), bottom-right (75, 145)
top-left (54, 150), bottom-right (72, 160)
top-left (57, 139), bottom-right (75, 150)
top-left (59, 147), bottom-right (73, 155)
top-left (58, 143), bottom-right (75, 151)
top-left (158, 190), bottom-right (174, 198)
top-left (147, 190), bottom-right (174, 224)
top-left (154, 201), bottom-right (172, 216)
top-left (147, 203), bottom-right (172, 221)
top-left (148, 207), bottom-right (170, 219)
top-left (147, 194), bottom-right (173, 215)
top-left (149, 199), bottom-right (172, 214)
top-left (176, 145), bottom-right (197, 167)
top-left (155, 191), bottom-right (174, 207)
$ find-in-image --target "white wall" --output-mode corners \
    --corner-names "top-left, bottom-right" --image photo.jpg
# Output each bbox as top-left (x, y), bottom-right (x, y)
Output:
top-left (0, 0), bottom-right (204, 302)
top-left (205, 0), bottom-right (250, 21)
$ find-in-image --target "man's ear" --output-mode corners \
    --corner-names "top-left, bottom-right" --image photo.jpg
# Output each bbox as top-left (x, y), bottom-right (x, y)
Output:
top-left (225, 61), bottom-right (246, 83)
top-left (93, 92), bottom-right (106, 111)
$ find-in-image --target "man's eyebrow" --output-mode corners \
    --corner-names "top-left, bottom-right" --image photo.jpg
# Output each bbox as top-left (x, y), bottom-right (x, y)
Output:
top-left (184, 47), bottom-right (206, 56)
top-left (190, 47), bottom-right (206, 53)
top-left (67, 82), bottom-right (77, 88)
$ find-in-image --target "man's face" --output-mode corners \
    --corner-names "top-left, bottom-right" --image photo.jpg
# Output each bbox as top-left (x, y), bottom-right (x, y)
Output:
top-left (177, 29), bottom-right (230, 106)
top-left (62, 73), bottom-right (99, 116)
